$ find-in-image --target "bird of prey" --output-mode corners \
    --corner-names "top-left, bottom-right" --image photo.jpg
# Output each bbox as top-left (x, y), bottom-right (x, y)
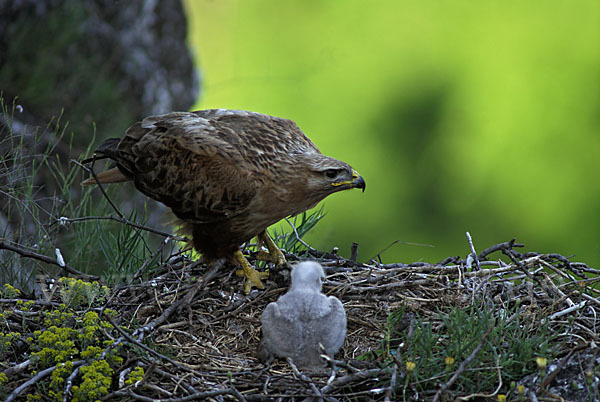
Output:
top-left (82, 109), bottom-right (365, 292)
top-left (261, 261), bottom-right (346, 368)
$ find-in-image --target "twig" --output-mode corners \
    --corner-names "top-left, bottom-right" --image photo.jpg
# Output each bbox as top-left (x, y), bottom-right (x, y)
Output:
top-left (109, 388), bottom-right (235, 401)
top-left (287, 358), bottom-right (325, 401)
top-left (384, 363), bottom-right (398, 402)
top-left (0, 240), bottom-right (99, 280)
top-left (148, 383), bottom-right (175, 396)
top-left (229, 377), bottom-right (247, 402)
top-left (134, 261), bottom-right (221, 337)
top-left (208, 286), bottom-right (283, 324)
top-left (72, 158), bottom-right (124, 218)
top-left (152, 365), bottom-right (198, 395)
top-left (465, 232), bottom-right (481, 271)
top-left (320, 354), bottom-right (362, 374)
top-left (540, 271), bottom-right (574, 307)
top-left (284, 217), bottom-right (317, 252)
top-left (371, 240), bottom-right (435, 262)
top-left (455, 356), bottom-right (503, 401)
top-left (5, 360), bottom-right (85, 402)
top-left (546, 253), bottom-right (585, 277)
top-left (547, 301), bottom-right (587, 321)
top-left (320, 368), bottom-right (382, 394)
top-left (350, 242), bottom-right (359, 262)
top-left (62, 364), bottom-right (82, 402)
top-left (1, 359), bottom-right (31, 377)
top-left (105, 314), bottom-right (197, 375)
top-left (133, 238), bottom-right (172, 281)
top-left (56, 216), bottom-right (187, 242)
top-left (182, 260), bottom-right (223, 306)
top-left (477, 238), bottom-right (525, 260)
top-left (540, 342), bottom-right (589, 391)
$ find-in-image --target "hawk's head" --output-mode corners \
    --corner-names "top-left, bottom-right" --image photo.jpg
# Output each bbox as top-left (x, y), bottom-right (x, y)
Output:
top-left (302, 153), bottom-right (366, 199)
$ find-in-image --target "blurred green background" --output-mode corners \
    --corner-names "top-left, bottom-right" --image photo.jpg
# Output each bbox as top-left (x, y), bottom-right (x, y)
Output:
top-left (184, 0), bottom-right (599, 265)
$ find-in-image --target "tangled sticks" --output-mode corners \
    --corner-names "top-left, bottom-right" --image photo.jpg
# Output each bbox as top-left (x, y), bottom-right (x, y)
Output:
top-left (1, 236), bottom-right (599, 400)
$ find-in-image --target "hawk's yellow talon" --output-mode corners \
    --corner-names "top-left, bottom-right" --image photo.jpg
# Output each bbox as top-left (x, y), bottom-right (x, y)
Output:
top-left (257, 250), bottom-right (286, 265)
top-left (256, 231), bottom-right (287, 267)
top-left (234, 250), bottom-right (268, 293)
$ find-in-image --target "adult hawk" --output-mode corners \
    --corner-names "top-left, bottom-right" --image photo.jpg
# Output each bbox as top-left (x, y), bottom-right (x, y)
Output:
top-left (82, 109), bottom-right (365, 292)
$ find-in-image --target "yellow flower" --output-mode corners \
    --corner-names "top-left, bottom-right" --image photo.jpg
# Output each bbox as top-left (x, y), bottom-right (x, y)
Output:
top-left (406, 361), bottom-right (416, 372)
top-left (497, 394), bottom-right (506, 402)
top-left (536, 356), bottom-right (547, 369)
top-left (517, 384), bottom-right (525, 395)
top-left (444, 356), bottom-right (455, 366)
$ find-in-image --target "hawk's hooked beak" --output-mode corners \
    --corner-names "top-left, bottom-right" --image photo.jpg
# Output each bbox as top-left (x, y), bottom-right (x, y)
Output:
top-left (351, 170), bottom-right (366, 192)
top-left (332, 169), bottom-right (366, 192)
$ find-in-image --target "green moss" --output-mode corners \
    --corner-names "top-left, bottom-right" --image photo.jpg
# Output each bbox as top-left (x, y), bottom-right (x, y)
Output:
top-left (14, 298), bottom-right (129, 399)
top-left (58, 278), bottom-right (110, 309)
top-left (49, 361), bottom-right (74, 401)
top-left (72, 360), bottom-right (112, 401)
top-left (125, 366), bottom-right (145, 385)
top-left (0, 283), bottom-right (21, 298)
top-left (43, 306), bottom-right (75, 327)
top-left (31, 326), bottom-right (78, 366)
top-left (80, 345), bottom-right (102, 360)
top-left (0, 331), bottom-right (21, 360)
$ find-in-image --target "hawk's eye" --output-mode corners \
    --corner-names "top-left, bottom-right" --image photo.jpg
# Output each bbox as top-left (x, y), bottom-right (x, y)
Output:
top-left (325, 169), bottom-right (339, 179)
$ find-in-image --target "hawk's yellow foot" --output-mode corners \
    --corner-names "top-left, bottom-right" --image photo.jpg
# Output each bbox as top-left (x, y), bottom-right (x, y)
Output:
top-left (256, 231), bottom-right (287, 266)
top-left (234, 250), bottom-right (269, 293)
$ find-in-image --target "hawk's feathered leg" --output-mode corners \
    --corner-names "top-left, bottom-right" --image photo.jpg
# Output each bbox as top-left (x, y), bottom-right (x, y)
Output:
top-left (234, 250), bottom-right (269, 293)
top-left (256, 231), bottom-right (286, 266)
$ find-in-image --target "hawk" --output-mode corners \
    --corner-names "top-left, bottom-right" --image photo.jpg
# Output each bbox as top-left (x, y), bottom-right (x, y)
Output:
top-left (82, 109), bottom-right (365, 292)
top-left (261, 261), bottom-right (346, 368)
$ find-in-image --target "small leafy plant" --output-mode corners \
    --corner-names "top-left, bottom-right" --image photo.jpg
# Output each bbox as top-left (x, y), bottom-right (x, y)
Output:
top-left (269, 205), bottom-right (326, 254)
top-left (379, 301), bottom-right (562, 399)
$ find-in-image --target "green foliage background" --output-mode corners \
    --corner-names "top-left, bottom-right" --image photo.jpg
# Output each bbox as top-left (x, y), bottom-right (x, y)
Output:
top-left (184, 0), bottom-right (600, 265)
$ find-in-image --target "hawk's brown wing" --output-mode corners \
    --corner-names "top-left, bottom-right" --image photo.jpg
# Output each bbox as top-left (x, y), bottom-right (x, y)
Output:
top-left (105, 110), bottom-right (321, 224)
top-left (114, 112), bottom-right (257, 223)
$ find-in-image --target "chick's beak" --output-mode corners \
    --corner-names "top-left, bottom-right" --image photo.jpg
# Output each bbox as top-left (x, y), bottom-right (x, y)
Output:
top-left (351, 170), bottom-right (366, 192)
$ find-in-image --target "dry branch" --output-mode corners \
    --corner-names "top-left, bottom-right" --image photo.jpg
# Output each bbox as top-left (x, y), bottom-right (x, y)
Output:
top-left (0, 240), bottom-right (98, 280)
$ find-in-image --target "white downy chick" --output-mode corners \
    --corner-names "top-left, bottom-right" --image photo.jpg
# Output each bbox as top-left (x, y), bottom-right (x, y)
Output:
top-left (261, 261), bottom-right (346, 368)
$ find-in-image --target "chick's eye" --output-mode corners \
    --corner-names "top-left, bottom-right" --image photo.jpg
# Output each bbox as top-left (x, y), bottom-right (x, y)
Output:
top-left (325, 169), bottom-right (338, 179)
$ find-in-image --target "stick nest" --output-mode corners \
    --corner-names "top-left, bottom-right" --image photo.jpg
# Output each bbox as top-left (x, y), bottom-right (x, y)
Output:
top-left (2, 239), bottom-right (600, 401)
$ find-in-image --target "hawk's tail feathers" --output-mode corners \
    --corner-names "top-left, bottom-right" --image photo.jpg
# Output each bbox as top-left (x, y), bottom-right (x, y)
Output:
top-left (81, 167), bottom-right (129, 186)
